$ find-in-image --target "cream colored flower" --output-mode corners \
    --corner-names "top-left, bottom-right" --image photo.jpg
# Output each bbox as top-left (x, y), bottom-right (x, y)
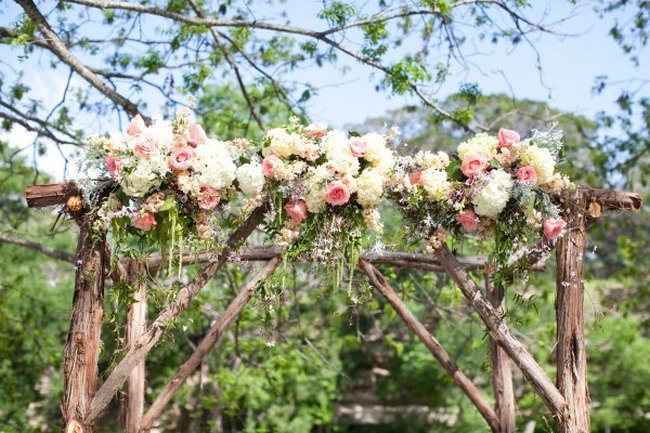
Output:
top-left (472, 170), bottom-right (513, 217)
top-left (355, 169), bottom-right (385, 207)
top-left (521, 144), bottom-right (555, 185)
top-left (421, 168), bottom-right (450, 200)
top-left (457, 133), bottom-right (498, 159)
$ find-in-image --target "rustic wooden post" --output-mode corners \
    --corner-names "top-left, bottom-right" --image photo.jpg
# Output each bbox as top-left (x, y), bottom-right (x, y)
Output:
top-left (485, 265), bottom-right (516, 433)
top-left (555, 192), bottom-right (590, 433)
top-left (140, 257), bottom-right (281, 432)
top-left (124, 259), bottom-right (148, 433)
top-left (434, 245), bottom-right (567, 419)
top-left (62, 210), bottom-right (107, 433)
top-left (88, 204), bottom-right (269, 422)
top-left (360, 259), bottom-right (500, 432)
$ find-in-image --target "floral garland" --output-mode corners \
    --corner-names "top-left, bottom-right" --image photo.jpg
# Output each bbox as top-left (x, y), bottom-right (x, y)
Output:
top-left (83, 110), bottom-right (574, 277)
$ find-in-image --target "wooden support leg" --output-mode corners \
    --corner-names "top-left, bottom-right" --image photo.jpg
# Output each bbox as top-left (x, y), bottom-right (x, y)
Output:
top-left (140, 257), bottom-right (281, 432)
top-left (556, 194), bottom-right (590, 433)
top-left (360, 259), bottom-right (500, 433)
top-left (434, 245), bottom-right (567, 420)
top-left (124, 260), bottom-right (148, 433)
top-left (62, 215), bottom-right (106, 433)
top-left (89, 205), bottom-right (267, 422)
top-left (486, 269), bottom-right (516, 433)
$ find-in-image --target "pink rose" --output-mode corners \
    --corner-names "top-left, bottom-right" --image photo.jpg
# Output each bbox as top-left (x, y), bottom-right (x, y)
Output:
top-left (262, 155), bottom-right (283, 178)
top-left (134, 133), bottom-right (159, 156)
top-left (409, 171), bottom-right (423, 186)
top-left (105, 155), bottom-right (122, 179)
top-left (543, 218), bottom-right (565, 241)
top-left (517, 165), bottom-right (537, 184)
top-left (168, 146), bottom-right (195, 171)
top-left (456, 209), bottom-right (479, 231)
top-left (304, 122), bottom-right (328, 138)
top-left (324, 181), bottom-right (351, 206)
top-left (498, 128), bottom-right (520, 149)
top-left (460, 152), bottom-right (490, 178)
top-left (198, 187), bottom-right (221, 210)
top-left (187, 123), bottom-right (207, 147)
top-left (131, 212), bottom-right (156, 231)
top-left (284, 200), bottom-right (308, 223)
top-left (348, 137), bottom-right (368, 158)
top-left (126, 115), bottom-right (145, 136)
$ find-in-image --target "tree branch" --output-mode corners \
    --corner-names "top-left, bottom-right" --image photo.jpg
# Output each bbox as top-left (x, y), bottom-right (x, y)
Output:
top-left (187, 0), bottom-right (264, 130)
top-left (15, 0), bottom-right (146, 120)
top-left (0, 231), bottom-right (76, 263)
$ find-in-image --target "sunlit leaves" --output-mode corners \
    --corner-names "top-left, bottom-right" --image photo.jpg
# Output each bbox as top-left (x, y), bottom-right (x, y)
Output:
top-left (318, 1), bottom-right (357, 26)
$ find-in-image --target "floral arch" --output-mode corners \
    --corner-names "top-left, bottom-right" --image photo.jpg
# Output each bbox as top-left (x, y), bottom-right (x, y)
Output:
top-left (25, 110), bottom-right (641, 433)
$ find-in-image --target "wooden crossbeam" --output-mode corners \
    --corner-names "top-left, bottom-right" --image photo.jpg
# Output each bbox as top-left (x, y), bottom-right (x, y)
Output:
top-left (139, 257), bottom-right (281, 432)
top-left (360, 259), bottom-right (501, 433)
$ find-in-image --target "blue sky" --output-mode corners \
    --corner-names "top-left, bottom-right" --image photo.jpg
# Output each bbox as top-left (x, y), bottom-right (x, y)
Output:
top-left (1, 1), bottom-right (647, 179)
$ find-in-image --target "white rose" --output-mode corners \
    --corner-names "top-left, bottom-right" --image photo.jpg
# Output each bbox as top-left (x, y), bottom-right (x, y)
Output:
top-left (472, 170), bottom-right (513, 217)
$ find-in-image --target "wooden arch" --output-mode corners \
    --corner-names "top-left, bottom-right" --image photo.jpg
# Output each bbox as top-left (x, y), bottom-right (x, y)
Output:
top-left (22, 182), bottom-right (642, 433)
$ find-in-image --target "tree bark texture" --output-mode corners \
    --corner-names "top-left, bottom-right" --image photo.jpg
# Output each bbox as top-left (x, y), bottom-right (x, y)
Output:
top-left (124, 260), bottom-right (148, 433)
top-left (62, 214), bottom-right (106, 433)
top-left (360, 259), bottom-right (500, 433)
top-left (555, 192), bottom-right (590, 433)
top-left (434, 245), bottom-right (567, 419)
top-left (140, 257), bottom-right (281, 432)
top-left (486, 268), bottom-right (516, 433)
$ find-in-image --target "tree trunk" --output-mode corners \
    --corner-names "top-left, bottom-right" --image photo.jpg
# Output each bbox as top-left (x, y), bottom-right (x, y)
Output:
top-left (124, 260), bottom-right (148, 433)
top-left (556, 193), bottom-right (590, 433)
top-left (62, 214), bottom-right (106, 433)
top-left (486, 269), bottom-right (516, 433)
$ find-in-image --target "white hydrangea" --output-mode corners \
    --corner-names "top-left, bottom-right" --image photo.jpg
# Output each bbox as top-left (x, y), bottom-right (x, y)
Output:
top-left (364, 133), bottom-right (394, 173)
top-left (262, 128), bottom-right (303, 158)
top-left (236, 162), bottom-right (265, 196)
top-left (414, 150), bottom-right (450, 170)
top-left (303, 165), bottom-right (330, 213)
top-left (327, 154), bottom-right (360, 176)
top-left (457, 133), bottom-right (498, 159)
top-left (421, 168), bottom-right (450, 199)
top-left (472, 170), bottom-right (513, 217)
top-left (193, 139), bottom-right (237, 189)
top-left (121, 162), bottom-right (163, 197)
top-left (321, 130), bottom-right (350, 158)
top-left (521, 144), bottom-right (555, 185)
top-left (145, 120), bottom-right (174, 153)
top-left (355, 169), bottom-right (385, 207)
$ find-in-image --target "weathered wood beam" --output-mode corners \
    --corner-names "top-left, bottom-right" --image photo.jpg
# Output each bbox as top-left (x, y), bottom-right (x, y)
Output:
top-left (360, 259), bottom-right (501, 433)
top-left (62, 215), bottom-right (106, 433)
top-left (25, 181), bottom-right (80, 208)
top-left (123, 260), bottom-right (148, 433)
top-left (144, 246), bottom-right (538, 274)
top-left (485, 266), bottom-right (516, 433)
top-left (578, 187), bottom-right (642, 213)
top-left (555, 192), bottom-right (590, 433)
top-left (88, 204), bottom-right (268, 422)
top-left (434, 245), bottom-right (568, 419)
top-left (139, 257), bottom-right (281, 432)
